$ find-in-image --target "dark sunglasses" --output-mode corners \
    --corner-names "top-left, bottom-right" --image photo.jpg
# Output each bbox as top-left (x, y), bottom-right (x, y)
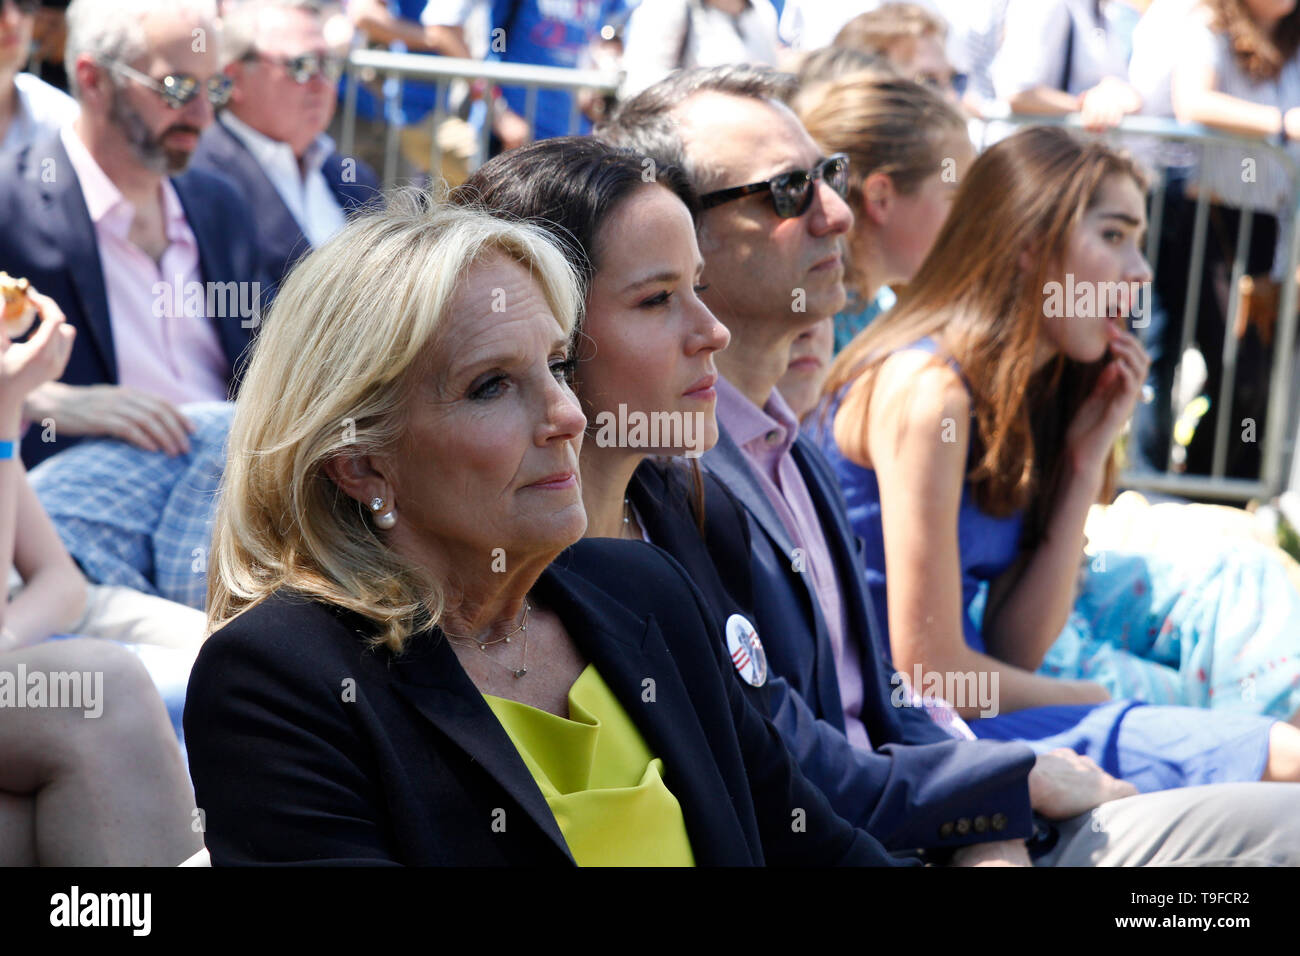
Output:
top-left (2, 0), bottom-right (41, 14)
top-left (699, 154), bottom-right (850, 219)
top-left (102, 58), bottom-right (234, 109)
top-left (245, 51), bottom-right (345, 84)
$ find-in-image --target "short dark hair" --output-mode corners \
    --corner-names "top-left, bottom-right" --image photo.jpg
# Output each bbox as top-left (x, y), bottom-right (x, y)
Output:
top-left (448, 136), bottom-right (709, 532)
top-left (597, 64), bottom-right (798, 191)
top-left (449, 136), bottom-right (698, 296)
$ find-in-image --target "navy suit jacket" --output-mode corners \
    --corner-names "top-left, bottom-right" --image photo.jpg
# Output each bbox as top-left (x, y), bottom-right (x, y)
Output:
top-left (631, 457), bottom-right (1035, 851)
top-left (185, 538), bottom-right (912, 866)
top-left (191, 119), bottom-right (381, 299)
top-left (0, 135), bottom-right (262, 466)
top-left (701, 423), bottom-right (1038, 849)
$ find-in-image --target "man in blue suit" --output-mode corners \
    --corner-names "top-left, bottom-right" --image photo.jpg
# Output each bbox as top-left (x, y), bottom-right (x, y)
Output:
top-left (0, 0), bottom-right (261, 467)
top-left (192, 0), bottom-right (381, 300)
top-left (600, 65), bottom-right (1300, 866)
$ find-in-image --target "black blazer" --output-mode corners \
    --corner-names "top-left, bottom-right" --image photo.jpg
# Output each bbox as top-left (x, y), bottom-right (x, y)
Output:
top-left (191, 119), bottom-right (381, 300)
top-left (184, 537), bottom-right (915, 866)
top-left (0, 134), bottom-right (263, 466)
top-left (701, 426), bottom-right (1037, 848)
top-left (630, 457), bottom-right (1037, 851)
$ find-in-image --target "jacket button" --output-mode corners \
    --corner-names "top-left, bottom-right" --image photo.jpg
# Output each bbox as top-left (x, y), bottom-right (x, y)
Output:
top-left (991, 813), bottom-right (1008, 832)
top-left (939, 822), bottom-right (954, 839)
top-left (974, 815), bottom-right (989, 833)
top-left (955, 817), bottom-right (971, 836)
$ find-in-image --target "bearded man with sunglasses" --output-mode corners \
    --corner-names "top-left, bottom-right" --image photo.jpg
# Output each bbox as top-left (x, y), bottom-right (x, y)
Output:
top-left (192, 0), bottom-right (379, 299)
top-left (0, 0), bottom-right (262, 467)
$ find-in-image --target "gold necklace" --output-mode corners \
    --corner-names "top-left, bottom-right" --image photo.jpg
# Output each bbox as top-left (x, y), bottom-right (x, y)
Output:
top-left (443, 601), bottom-right (531, 679)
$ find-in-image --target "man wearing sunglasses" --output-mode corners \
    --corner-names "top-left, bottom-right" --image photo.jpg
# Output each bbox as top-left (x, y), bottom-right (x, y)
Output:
top-left (191, 0), bottom-right (378, 298)
top-left (0, 0), bottom-right (262, 466)
top-left (598, 65), bottom-right (1300, 868)
top-left (0, 0), bottom-right (79, 153)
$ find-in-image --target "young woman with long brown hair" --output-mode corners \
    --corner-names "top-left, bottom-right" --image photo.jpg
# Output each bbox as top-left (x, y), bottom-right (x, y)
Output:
top-left (814, 125), bottom-right (1300, 789)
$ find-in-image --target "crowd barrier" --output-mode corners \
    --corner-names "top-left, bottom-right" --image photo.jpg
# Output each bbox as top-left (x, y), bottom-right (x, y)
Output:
top-left (341, 50), bottom-right (1300, 506)
top-left (338, 49), bottom-right (621, 185)
top-left (984, 110), bottom-right (1300, 505)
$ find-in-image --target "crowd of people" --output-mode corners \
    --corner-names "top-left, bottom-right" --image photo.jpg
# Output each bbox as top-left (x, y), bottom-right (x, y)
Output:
top-left (4, 0), bottom-right (1300, 868)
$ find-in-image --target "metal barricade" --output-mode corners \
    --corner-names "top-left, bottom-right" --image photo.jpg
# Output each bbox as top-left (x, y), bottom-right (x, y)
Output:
top-left (980, 110), bottom-right (1300, 505)
top-left (338, 49), bottom-right (621, 187)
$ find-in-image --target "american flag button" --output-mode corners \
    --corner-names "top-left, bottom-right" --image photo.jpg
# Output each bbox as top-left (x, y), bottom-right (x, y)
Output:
top-left (725, 613), bottom-right (767, 687)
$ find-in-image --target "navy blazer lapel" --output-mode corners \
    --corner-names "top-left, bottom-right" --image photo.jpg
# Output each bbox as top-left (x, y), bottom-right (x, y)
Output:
top-left (703, 425), bottom-right (800, 563)
top-left (791, 435), bottom-right (887, 668)
top-left (705, 422), bottom-right (847, 723)
top-left (323, 152), bottom-right (376, 213)
top-left (172, 173), bottom-right (258, 375)
top-left (387, 630), bottom-right (575, 863)
top-left (32, 137), bottom-right (116, 382)
top-left (204, 121), bottom-right (310, 258)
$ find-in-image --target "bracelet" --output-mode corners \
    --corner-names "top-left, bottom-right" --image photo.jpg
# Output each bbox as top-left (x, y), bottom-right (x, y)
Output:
top-left (0, 440), bottom-right (18, 461)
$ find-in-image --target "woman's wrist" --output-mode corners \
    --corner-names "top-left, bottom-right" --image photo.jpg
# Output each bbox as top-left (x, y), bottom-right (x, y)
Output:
top-left (0, 399), bottom-right (25, 449)
top-left (1065, 443), bottom-right (1110, 482)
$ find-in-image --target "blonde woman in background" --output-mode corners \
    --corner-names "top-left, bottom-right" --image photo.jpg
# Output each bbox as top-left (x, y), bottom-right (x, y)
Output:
top-left (796, 74), bottom-right (972, 353)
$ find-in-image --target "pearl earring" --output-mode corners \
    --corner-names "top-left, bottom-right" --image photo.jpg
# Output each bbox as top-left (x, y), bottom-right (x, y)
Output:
top-left (370, 496), bottom-right (397, 530)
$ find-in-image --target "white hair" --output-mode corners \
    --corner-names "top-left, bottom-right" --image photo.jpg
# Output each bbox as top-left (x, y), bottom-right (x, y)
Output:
top-left (219, 0), bottom-right (324, 66)
top-left (64, 0), bottom-right (220, 99)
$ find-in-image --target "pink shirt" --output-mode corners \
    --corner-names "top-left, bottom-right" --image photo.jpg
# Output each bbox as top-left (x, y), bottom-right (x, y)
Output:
top-left (715, 376), bottom-right (872, 750)
top-left (61, 126), bottom-right (230, 405)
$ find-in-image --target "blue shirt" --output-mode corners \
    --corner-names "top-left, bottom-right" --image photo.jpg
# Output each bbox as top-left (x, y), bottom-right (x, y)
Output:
top-left (426, 0), bottom-right (631, 140)
top-left (345, 0), bottom-right (448, 126)
top-left (28, 402), bottom-right (233, 611)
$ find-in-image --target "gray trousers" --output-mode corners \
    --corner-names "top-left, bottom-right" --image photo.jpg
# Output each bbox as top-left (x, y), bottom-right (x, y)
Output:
top-left (1038, 782), bottom-right (1300, 866)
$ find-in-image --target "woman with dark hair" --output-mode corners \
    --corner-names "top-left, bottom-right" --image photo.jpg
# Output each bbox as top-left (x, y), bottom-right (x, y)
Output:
top-left (816, 125), bottom-right (1300, 791)
top-left (450, 137), bottom-right (754, 711)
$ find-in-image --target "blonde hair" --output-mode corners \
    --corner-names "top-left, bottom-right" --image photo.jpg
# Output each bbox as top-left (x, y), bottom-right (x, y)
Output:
top-left (206, 190), bottom-right (583, 653)
top-left (797, 74), bottom-right (967, 297)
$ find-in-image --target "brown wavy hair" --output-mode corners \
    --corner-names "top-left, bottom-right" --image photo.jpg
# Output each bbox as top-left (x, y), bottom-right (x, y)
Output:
top-left (1205, 0), bottom-right (1300, 82)
top-left (797, 74), bottom-right (968, 298)
top-left (821, 127), bottom-right (1145, 548)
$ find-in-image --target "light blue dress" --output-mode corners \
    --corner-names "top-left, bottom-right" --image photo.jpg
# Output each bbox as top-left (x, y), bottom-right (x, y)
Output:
top-left (813, 337), bottom-right (1275, 792)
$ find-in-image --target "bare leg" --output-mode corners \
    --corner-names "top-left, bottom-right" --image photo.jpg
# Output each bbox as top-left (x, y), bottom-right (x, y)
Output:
top-left (0, 639), bottom-right (202, 865)
top-left (1262, 721), bottom-right (1300, 782)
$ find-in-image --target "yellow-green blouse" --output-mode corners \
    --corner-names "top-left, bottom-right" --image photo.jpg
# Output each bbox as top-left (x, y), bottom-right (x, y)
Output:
top-left (483, 664), bottom-right (695, 866)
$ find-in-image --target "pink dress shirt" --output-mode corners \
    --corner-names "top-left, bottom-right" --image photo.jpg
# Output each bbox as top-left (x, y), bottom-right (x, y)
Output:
top-left (60, 126), bottom-right (230, 405)
top-left (715, 376), bottom-right (872, 750)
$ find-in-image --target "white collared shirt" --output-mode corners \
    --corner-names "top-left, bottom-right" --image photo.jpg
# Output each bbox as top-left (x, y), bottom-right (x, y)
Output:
top-left (219, 112), bottom-right (346, 247)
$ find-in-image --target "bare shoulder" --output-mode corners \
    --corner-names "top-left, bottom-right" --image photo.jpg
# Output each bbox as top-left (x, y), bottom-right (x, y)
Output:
top-left (836, 349), bottom-right (969, 469)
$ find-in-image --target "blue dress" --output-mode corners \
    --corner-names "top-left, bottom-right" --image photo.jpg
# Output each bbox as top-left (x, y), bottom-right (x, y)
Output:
top-left (813, 337), bottom-right (1274, 792)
